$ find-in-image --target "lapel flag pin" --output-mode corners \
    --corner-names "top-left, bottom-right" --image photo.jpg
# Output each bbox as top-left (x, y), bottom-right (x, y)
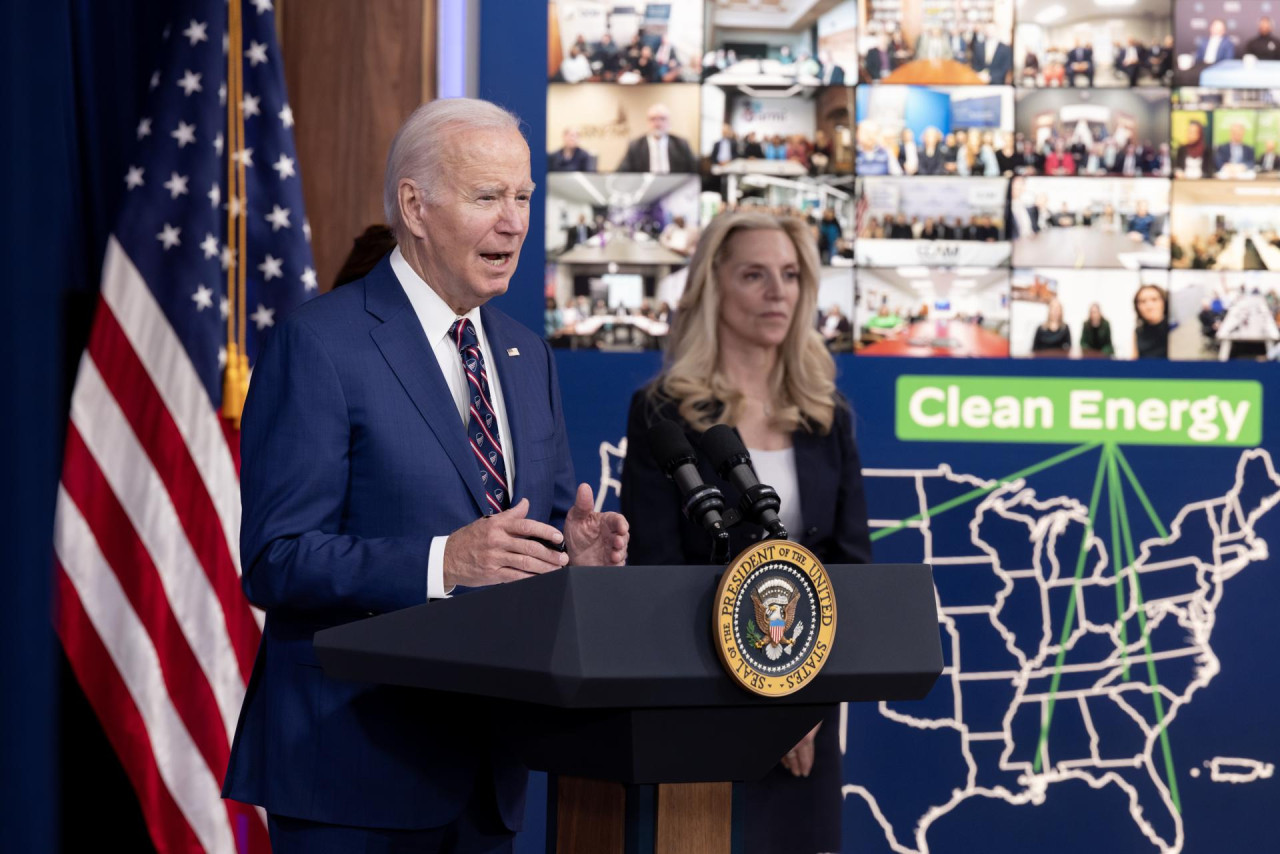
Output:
top-left (507, 347), bottom-right (520, 356)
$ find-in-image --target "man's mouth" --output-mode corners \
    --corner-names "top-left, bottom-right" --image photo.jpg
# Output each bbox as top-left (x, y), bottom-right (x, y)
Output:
top-left (480, 252), bottom-right (513, 267)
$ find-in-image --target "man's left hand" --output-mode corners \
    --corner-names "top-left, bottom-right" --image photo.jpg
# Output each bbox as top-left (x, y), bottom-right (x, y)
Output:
top-left (564, 483), bottom-right (629, 566)
top-left (780, 723), bottom-right (821, 777)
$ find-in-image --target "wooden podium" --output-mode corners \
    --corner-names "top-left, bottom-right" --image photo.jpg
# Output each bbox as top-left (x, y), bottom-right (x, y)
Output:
top-left (314, 563), bottom-right (942, 853)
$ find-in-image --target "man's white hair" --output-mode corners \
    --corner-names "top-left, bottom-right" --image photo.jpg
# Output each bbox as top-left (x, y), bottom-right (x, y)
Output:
top-left (383, 98), bottom-right (523, 240)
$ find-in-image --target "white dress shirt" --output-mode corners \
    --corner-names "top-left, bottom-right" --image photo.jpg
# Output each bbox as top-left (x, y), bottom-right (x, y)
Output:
top-left (1204, 36), bottom-right (1223, 63)
top-left (647, 134), bottom-right (671, 173)
top-left (390, 247), bottom-right (515, 599)
top-left (747, 446), bottom-right (803, 539)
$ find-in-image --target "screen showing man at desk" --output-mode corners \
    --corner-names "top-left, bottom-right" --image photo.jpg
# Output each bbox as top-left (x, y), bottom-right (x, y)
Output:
top-left (549, 0), bottom-right (705, 84)
top-left (702, 85), bottom-right (854, 177)
top-left (856, 85), bottom-right (1016, 175)
top-left (1015, 88), bottom-right (1171, 176)
top-left (855, 267), bottom-right (1011, 356)
top-left (1167, 269), bottom-right (1280, 359)
top-left (1175, 0), bottom-right (1280, 87)
top-left (1171, 180), bottom-right (1280, 269)
top-left (547, 83), bottom-right (702, 175)
top-left (704, 0), bottom-right (857, 87)
top-left (1172, 87), bottom-right (1280, 178)
top-left (857, 0), bottom-right (1015, 85)
top-left (545, 173), bottom-right (699, 350)
top-left (1011, 176), bottom-right (1171, 268)
top-left (856, 176), bottom-right (1010, 266)
top-left (1014, 0), bottom-right (1173, 88)
top-left (1010, 268), bottom-right (1171, 359)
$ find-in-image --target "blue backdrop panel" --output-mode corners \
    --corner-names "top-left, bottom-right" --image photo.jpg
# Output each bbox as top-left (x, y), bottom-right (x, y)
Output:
top-left (950, 94), bottom-right (1003, 129)
top-left (482, 4), bottom-right (1280, 853)
top-left (903, 87), bottom-right (953, 137)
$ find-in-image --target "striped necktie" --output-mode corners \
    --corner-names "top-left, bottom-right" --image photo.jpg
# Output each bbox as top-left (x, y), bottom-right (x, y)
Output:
top-left (451, 318), bottom-right (509, 514)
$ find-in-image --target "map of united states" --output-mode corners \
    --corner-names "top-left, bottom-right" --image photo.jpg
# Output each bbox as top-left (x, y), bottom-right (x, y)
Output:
top-left (846, 447), bottom-right (1280, 854)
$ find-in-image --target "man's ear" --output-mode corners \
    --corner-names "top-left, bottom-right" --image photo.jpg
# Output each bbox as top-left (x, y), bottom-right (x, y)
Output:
top-left (398, 180), bottom-right (431, 241)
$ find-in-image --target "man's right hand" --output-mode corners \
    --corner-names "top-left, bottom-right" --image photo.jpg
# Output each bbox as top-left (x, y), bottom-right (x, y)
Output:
top-left (442, 498), bottom-right (569, 588)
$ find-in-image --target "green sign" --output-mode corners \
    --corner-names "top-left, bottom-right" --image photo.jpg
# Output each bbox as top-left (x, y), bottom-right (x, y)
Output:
top-left (895, 376), bottom-right (1263, 447)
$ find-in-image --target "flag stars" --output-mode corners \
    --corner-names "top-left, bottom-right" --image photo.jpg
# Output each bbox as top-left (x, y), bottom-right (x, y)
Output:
top-left (218, 346), bottom-right (228, 369)
top-left (214, 132), bottom-right (224, 156)
top-left (245, 41), bottom-right (269, 66)
top-left (272, 153), bottom-right (296, 180)
top-left (301, 267), bottom-right (318, 291)
top-left (156, 223), bottom-right (182, 250)
top-left (200, 233), bottom-right (220, 260)
top-left (124, 166), bottom-right (145, 190)
top-left (172, 121), bottom-right (197, 148)
top-left (232, 147), bottom-right (254, 168)
top-left (150, 70), bottom-right (160, 90)
top-left (258, 254), bottom-right (284, 280)
top-left (220, 246), bottom-right (235, 271)
top-left (227, 194), bottom-right (243, 219)
top-left (303, 219), bottom-right (312, 243)
top-left (177, 70), bottom-right (203, 96)
top-left (278, 103), bottom-right (294, 128)
top-left (241, 92), bottom-right (261, 119)
top-left (136, 117), bottom-right (152, 140)
top-left (207, 182), bottom-right (221, 209)
top-left (182, 19), bottom-right (208, 46)
top-left (251, 304), bottom-right (276, 330)
top-left (265, 205), bottom-right (292, 231)
top-left (251, 0), bottom-right (274, 14)
top-left (163, 172), bottom-right (190, 199)
top-left (218, 82), bottom-right (227, 106)
top-left (192, 284), bottom-right (214, 311)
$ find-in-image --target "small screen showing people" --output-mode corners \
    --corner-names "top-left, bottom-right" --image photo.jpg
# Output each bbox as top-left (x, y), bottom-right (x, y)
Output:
top-left (858, 0), bottom-right (1015, 85)
top-left (1010, 269), bottom-right (1172, 359)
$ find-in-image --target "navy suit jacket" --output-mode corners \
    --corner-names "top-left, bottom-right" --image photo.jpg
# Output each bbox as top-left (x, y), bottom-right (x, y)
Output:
top-left (986, 43), bottom-right (1013, 84)
top-left (619, 390), bottom-right (871, 568)
top-left (1196, 36), bottom-right (1236, 64)
top-left (1215, 142), bottom-right (1257, 167)
top-left (222, 254), bottom-right (576, 829)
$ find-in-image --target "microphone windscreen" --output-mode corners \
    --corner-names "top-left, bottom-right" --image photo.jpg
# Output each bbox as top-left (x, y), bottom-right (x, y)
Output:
top-left (700, 423), bottom-right (748, 472)
top-left (648, 419), bottom-right (696, 474)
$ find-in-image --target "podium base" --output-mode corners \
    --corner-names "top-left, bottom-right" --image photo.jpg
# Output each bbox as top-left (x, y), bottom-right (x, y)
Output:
top-left (551, 777), bottom-right (733, 854)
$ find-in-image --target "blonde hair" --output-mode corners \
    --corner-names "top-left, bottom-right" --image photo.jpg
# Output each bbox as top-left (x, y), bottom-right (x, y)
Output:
top-left (654, 211), bottom-right (837, 434)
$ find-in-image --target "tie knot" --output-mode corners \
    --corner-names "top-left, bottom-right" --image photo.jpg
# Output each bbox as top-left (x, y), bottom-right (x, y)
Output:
top-left (450, 317), bottom-right (479, 353)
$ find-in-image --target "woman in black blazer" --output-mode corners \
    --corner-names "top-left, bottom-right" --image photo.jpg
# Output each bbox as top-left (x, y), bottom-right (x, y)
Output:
top-left (621, 211), bottom-right (871, 854)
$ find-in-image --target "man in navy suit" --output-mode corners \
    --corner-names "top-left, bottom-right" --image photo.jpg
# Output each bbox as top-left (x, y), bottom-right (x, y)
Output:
top-left (1196, 19), bottom-right (1237, 64)
top-left (222, 98), bottom-right (630, 853)
top-left (1067, 38), bottom-right (1094, 86)
top-left (1215, 122), bottom-right (1257, 174)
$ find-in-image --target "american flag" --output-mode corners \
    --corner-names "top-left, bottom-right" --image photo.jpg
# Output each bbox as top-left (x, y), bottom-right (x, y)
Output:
top-left (52, 1), bottom-right (313, 851)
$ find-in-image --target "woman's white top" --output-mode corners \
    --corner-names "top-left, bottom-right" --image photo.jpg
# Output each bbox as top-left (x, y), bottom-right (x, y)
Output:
top-left (747, 445), bottom-right (803, 537)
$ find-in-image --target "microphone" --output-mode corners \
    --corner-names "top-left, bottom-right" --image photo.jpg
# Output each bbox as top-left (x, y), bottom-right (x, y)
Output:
top-left (700, 424), bottom-right (789, 541)
top-left (647, 420), bottom-right (727, 534)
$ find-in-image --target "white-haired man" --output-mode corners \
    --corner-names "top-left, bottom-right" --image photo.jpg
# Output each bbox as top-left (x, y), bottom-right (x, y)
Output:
top-left (222, 98), bottom-right (629, 853)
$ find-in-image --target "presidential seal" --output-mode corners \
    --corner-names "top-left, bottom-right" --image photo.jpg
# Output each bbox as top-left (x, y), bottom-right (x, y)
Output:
top-left (713, 540), bottom-right (837, 697)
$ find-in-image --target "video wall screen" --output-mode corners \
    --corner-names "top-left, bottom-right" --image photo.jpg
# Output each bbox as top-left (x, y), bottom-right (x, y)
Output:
top-left (541, 0), bottom-right (1280, 361)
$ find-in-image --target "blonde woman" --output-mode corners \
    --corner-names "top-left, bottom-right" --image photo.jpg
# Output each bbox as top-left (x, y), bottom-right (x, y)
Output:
top-left (620, 211), bottom-right (871, 854)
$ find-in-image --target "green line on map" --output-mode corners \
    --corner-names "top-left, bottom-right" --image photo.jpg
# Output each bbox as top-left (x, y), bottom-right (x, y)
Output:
top-left (871, 442), bottom-right (1101, 542)
top-left (1104, 444), bottom-right (1130, 681)
top-left (1112, 456), bottom-right (1183, 814)
top-left (1033, 444), bottom-right (1110, 774)
top-left (1113, 444), bottom-right (1170, 539)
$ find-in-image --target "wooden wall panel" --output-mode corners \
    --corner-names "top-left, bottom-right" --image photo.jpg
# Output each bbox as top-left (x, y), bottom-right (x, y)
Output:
top-left (281, 0), bottom-right (435, 292)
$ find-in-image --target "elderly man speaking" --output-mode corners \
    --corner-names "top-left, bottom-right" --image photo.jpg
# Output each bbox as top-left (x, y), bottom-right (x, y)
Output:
top-left (222, 98), bottom-right (629, 853)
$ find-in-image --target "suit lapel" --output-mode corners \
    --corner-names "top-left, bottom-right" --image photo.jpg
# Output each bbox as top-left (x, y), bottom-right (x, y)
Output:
top-left (481, 306), bottom-right (534, 505)
top-left (364, 258), bottom-right (489, 514)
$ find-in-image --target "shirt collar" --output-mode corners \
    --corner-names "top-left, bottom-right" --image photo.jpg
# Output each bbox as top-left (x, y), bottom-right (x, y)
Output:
top-left (389, 246), bottom-right (484, 345)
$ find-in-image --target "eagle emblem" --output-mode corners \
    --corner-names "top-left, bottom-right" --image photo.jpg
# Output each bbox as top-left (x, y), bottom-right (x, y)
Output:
top-left (749, 579), bottom-right (804, 661)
